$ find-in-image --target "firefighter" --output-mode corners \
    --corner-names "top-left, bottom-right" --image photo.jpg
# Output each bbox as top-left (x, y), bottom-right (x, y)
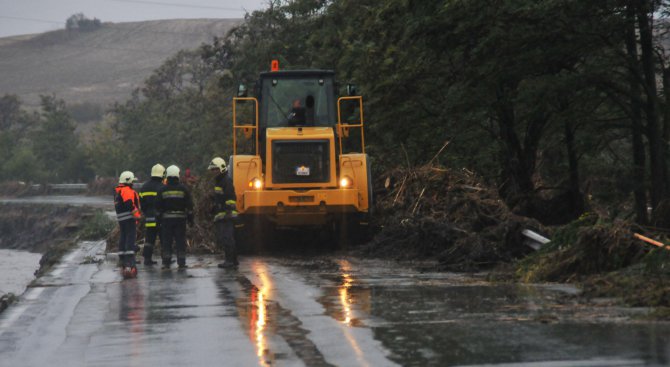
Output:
top-left (138, 163), bottom-right (165, 266)
top-left (208, 157), bottom-right (239, 268)
top-left (156, 165), bottom-right (194, 269)
top-left (114, 171), bottom-right (141, 273)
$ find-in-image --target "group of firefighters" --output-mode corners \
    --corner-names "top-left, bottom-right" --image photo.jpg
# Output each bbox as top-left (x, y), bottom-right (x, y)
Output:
top-left (113, 157), bottom-right (239, 272)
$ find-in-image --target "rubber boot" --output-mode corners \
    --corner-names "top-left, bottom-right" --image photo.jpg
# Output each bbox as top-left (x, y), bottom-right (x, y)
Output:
top-left (218, 254), bottom-right (238, 269)
top-left (143, 245), bottom-right (157, 265)
top-left (177, 257), bottom-right (187, 269)
top-left (219, 240), bottom-right (238, 268)
top-left (217, 261), bottom-right (237, 269)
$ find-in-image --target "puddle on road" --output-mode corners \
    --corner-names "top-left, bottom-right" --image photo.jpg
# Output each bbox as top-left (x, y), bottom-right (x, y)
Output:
top-left (365, 284), bottom-right (669, 366)
top-left (318, 259), bottom-right (370, 327)
top-left (285, 258), bottom-right (670, 367)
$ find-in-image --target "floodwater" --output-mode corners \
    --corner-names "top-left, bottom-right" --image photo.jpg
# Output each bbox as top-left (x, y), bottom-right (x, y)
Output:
top-left (1, 241), bottom-right (669, 367)
top-left (0, 195), bottom-right (111, 297)
top-left (0, 249), bottom-right (42, 295)
top-left (0, 195), bottom-right (111, 207)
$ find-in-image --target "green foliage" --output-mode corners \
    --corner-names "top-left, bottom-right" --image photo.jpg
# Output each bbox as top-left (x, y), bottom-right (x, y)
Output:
top-left (0, 94), bottom-right (23, 131)
top-left (1, 144), bottom-right (46, 182)
top-left (642, 250), bottom-right (670, 276)
top-left (516, 218), bottom-right (648, 283)
top-left (67, 102), bottom-right (103, 123)
top-left (78, 210), bottom-right (115, 240)
top-left (31, 95), bottom-right (93, 181)
top-left (84, 117), bottom-right (125, 178)
top-left (0, 94), bottom-right (92, 183)
top-left (106, 49), bottom-right (233, 178)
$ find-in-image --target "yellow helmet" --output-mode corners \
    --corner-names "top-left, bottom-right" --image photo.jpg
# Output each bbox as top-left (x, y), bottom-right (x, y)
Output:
top-left (151, 163), bottom-right (165, 178)
top-left (119, 171), bottom-right (137, 184)
top-left (208, 157), bottom-right (227, 172)
top-left (166, 165), bottom-right (180, 178)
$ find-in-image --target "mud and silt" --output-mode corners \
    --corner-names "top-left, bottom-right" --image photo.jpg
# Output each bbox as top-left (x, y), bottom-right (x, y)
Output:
top-left (0, 202), bottom-right (101, 252)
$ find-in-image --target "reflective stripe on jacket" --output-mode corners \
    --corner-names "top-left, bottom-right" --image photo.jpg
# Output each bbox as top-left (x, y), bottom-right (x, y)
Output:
top-left (212, 173), bottom-right (237, 221)
top-left (139, 177), bottom-right (164, 227)
top-left (115, 184), bottom-right (140, 222)
top-left (156, 178), bottom-right (193, 222)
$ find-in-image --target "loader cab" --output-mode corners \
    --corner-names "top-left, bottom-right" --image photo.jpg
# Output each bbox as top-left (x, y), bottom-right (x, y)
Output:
top-left (256, 70), bottom-right (337, 129)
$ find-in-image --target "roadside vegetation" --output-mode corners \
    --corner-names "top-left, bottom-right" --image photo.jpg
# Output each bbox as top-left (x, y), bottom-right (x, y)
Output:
top-left (78, 210), bottom-right (115, 241)
top-left (1, 1), bottom-right (670, 312)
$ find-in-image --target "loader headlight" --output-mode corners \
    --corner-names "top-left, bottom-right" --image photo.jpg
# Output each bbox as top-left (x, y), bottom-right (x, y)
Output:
top-left (249, 178), bottom-right (263, 190)
top-left (339, 176), bottom-right (353, 188)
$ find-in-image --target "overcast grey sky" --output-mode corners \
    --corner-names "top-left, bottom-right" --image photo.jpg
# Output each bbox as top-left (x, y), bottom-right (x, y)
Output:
top-left (0, 0), bottom-right (267, 38)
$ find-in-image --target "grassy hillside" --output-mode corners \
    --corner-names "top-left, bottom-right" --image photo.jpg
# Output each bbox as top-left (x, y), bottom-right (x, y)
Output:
top-left (0, 19), bottom-right (240, 108)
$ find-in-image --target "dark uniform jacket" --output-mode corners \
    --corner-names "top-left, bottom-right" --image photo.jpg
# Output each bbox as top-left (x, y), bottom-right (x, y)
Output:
top-left (114, 184), bottom-right (140, 222)
top-left (156, 178), bottom-right (194, 222)
top-left (213, 173), bottom-right (237, 221)
top-left (139, 177), bottom-right (164, 227)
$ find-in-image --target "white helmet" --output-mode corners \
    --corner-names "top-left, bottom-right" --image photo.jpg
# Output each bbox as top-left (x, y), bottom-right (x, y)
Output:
top-left (208, 156), bottom-right (227, 172)
top-left (119, 171), bottom-right (137, 184)
top-left (166, 165), bottom-right (180, 178)
top-left (151, 163), bottom-right (165, 178)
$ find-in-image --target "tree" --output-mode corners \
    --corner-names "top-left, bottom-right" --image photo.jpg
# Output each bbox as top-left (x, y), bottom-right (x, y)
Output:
top-left (101, 0), bottom-right (670, 224)
top-left (32, 95), bottom-right (92, 182)
top-left (2, 144), bottom-right (46, 182)
top-left (65, 13), bottom-right (101, 31)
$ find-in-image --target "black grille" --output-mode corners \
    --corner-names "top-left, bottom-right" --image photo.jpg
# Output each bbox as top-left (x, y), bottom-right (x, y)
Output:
top-left (272, 140), bottom-right (330, 184)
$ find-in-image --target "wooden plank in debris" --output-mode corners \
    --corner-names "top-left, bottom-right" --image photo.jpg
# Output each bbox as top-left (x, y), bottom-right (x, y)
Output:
top-left (633, 233), bottom-right (670, 251)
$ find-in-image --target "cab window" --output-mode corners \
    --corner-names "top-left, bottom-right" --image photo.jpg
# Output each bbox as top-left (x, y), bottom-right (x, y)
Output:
top-left (261, 77), bottom-right (335, 128)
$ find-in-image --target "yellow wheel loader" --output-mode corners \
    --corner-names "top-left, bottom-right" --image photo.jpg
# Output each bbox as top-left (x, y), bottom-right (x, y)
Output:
top-left (230, 64), bottom-right (372, 248)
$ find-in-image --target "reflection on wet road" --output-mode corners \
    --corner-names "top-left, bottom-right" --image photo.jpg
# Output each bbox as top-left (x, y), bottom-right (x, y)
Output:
top-left (0, 241), bottom-right (669, 366)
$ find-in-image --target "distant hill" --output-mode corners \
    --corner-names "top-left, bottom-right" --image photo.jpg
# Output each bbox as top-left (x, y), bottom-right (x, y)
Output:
top-left (0, 19), bottom-right (241, 108)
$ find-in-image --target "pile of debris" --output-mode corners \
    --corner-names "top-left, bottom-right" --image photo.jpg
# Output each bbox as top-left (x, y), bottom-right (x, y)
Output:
top-left (516, 216), bottom-right (670, 309)
top-left (362, 164), bottom-right (543, 271)
top-left (187, 174), bottom-right (218, 253)
top-left (517, 218), bottom-right (646, 282)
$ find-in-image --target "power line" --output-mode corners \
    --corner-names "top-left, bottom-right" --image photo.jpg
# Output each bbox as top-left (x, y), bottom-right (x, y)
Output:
top-left (103, 0), bottom-right (247, 11)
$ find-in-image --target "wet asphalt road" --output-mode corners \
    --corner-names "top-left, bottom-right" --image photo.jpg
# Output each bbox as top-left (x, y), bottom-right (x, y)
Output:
top-left (1, 240), bottom-right (669, 367)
